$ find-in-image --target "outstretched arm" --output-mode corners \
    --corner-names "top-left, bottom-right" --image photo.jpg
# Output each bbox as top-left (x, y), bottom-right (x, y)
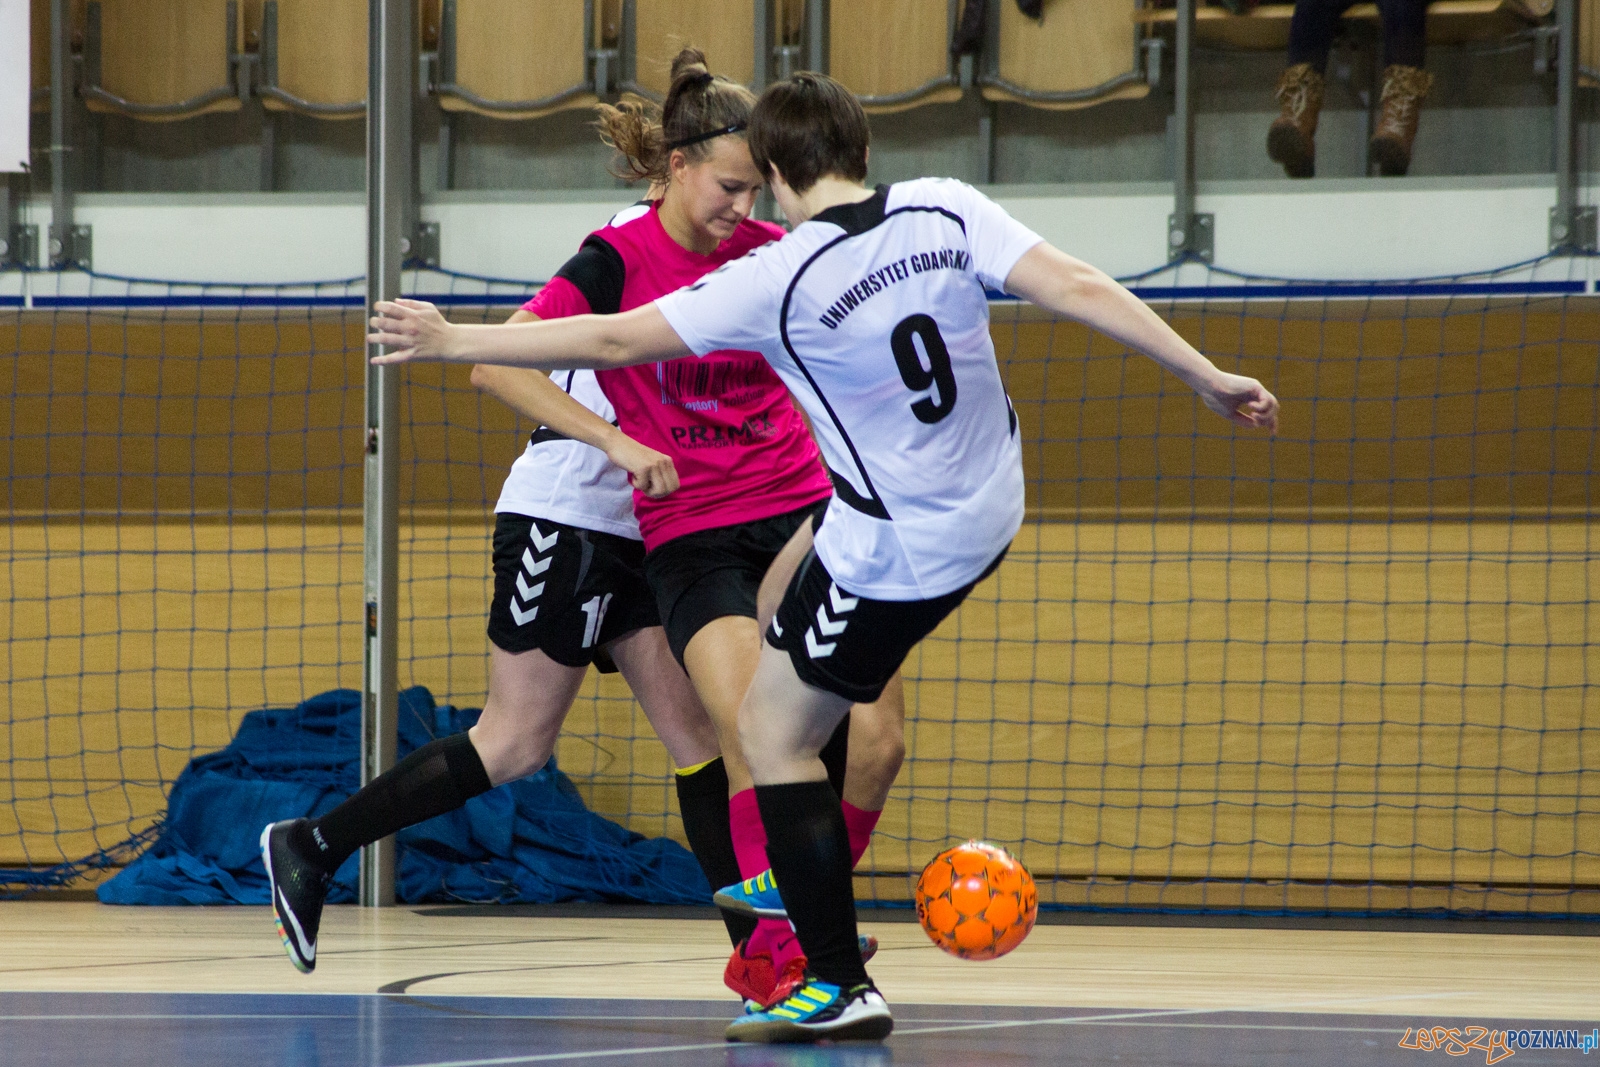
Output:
top-left (1003, 243), bottom-right (1279, 433)
top-left (470, 309), bottom-right (678, 498)
top-left (368, 298), bottom-right (691, 370)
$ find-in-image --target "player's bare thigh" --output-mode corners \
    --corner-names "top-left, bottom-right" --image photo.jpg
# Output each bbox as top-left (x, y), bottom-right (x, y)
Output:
top-left (468, 644), bottom-right (588, 787)
top-left (684, 615), bottom-right (765, 794)
top-left (737, 642), bottom-right (855, 785)
top-left (607, 624), bottom-right (720, 770)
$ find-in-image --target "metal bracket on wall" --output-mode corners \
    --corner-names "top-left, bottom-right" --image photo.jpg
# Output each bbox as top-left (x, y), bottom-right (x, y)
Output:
top-left (591, 49), bottom-right (618, 95)
top-left (403, 222), bottom-right (440, 268)
top-left (1141, 36), bottom-right (1164, 89)
top-left (2, 225), bottom-right (40, 270)
top-left (49, 223), bottom-right (91, 271)
top-left (1531, 24), bottom-right (1559, 75)
top-left (1167, 212), bottom-right (1213, 263)
top-left (1549, 206), bottom-right (1597, 253)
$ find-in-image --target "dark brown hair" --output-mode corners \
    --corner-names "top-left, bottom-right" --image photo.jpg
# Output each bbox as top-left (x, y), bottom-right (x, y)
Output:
top-left (749, 72), bottom-right (870, 195)
top-left (594, 48), bottom-right (757, 184)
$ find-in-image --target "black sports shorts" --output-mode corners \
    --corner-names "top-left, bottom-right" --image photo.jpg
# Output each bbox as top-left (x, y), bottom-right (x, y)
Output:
top-left (643, 497), bottom-right (831, 666)
top-left (486, 513), bottom-right (660, 671)
top-left (766, 547), bottom-right (1007, 704)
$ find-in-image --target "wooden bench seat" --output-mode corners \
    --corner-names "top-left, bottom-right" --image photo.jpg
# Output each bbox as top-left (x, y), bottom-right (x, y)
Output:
top-left (82, 0), bottom-right (243, 122)
top-left (1133, 0), bottom-right (1552, 52)
top-left (980, 0), bottom-right (1150, 112)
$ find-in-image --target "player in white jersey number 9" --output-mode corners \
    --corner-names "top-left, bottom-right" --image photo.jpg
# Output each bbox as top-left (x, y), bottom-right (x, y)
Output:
top-left (370, 72), bottom-right (1279, 1045)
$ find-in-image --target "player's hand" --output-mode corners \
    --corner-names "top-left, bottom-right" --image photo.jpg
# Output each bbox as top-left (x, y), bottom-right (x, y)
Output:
top-left (367, 299), bottom-right (459, 364)
top-left (606, 435), bottom-right (679, 499)
top-left (1198, 371), bottom-right (1279, 433)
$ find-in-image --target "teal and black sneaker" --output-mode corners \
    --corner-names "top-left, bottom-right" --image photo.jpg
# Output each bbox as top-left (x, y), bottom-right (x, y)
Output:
top-left (713, 868), bottom-right (788, 918)
top-left (725, 976), bottom-right (893, 1043)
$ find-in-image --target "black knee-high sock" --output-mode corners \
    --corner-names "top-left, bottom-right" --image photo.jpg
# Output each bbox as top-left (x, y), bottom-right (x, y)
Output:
top-left (755, 779), bottom-right (868, 988)
top-left (819, 712), bottom-right (850, 801)
top-left (674, 757), bottom-right (757, 946)
top-left (292, 731), bottom-right (493, 876)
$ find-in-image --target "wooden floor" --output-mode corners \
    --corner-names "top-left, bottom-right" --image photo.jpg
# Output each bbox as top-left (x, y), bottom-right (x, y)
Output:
top-left (0, 902), bottom-right (1593, 1018)
top-left (3, 903), bottom-right (1597, 1066)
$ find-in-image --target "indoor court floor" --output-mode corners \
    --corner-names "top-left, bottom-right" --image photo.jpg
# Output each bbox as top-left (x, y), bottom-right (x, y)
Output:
top-left (2, 901), bottom-right (1595, 1066)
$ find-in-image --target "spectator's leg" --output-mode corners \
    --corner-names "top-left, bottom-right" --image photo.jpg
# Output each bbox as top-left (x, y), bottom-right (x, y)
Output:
top-left (1268, 1), bottom-right (1353, 178)
top-left (1370, 0), bottom-right (1433, 176)
top-left (1377, 0), bottom-right (1428, 70)
top-left (1286, 0), bottom-right (1355, 74)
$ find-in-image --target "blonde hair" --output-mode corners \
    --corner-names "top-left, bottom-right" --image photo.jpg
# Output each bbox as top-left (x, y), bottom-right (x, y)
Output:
top-left (594, 48), bottom-right (757, 184)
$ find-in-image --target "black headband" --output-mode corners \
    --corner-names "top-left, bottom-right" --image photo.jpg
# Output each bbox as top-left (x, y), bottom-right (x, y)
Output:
top-left (665, 122), bottom-right (747, 151)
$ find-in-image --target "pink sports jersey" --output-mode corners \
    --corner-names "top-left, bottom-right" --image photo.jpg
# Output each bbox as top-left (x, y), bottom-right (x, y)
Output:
top-left (525, 201), bottom-right (832, 550)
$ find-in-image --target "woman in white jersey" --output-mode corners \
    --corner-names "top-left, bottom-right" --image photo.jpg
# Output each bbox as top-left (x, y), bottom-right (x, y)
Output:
top-left (476, 53), bottom-right (898, 1012)
top-left (366, 72), bottom-right (1279, 1044)
top-left (258, 206), bottom-right (729, 976)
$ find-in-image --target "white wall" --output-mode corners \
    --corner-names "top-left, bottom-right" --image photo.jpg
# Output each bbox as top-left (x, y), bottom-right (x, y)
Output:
top-left (0, 0), bottom-right (29, 173)
top-left (0, 176), bottom-right (1590, 295)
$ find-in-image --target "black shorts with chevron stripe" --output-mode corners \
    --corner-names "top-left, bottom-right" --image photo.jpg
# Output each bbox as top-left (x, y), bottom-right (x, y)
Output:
top-left (765, 546), bottom-right (1007, 704)
top-left (486, 513), bottom-right (660, 671)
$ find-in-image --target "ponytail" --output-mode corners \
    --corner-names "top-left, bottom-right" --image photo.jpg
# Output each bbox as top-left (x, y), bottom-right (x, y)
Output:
top-left (594, 48), bottom-right (757, 184)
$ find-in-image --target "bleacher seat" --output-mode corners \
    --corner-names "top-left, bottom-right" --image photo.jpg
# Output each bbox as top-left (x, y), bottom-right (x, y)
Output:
top-left (434, 0), bottom-right (596, 120)
top-left (82, 0), bottom-right (243, 121)
top-left (251, 0), bottom-right (366, 118)
top-left (629, 0), bottom-right (757, 97)
top-left (1578, 0), bottom-right (1600, 84)
top-left (981, 0), bottom-right (1150, 111)
top-left (832, 0), bottom-right (963, 113)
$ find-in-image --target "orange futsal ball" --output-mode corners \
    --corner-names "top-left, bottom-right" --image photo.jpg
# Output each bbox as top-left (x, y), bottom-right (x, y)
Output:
top-left (915, 840), bottom-right (1038, 960)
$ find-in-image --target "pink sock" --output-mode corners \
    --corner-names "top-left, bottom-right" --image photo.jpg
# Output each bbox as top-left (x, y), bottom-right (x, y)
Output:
top-left (729, 789), bottom-right (768, 878)
top-left (769, 927), bottom-right (804, 974)
top-left (728, 789), bottom-right (791, 957)
top-left (842, 801), bottom-right (882, 866)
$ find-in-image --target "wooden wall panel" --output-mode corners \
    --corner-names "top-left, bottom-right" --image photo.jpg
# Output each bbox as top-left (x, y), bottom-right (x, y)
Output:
top-left (13, 306), bottom-right (1592, 519)
top-left (6, 518), bottom-right (1593, 899)
top-left (4, 305), bottom-right (1596, 905)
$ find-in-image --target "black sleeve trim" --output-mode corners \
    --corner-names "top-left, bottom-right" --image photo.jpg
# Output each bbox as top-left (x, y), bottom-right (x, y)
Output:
top-left (553, 235), bottom-right (626, 316)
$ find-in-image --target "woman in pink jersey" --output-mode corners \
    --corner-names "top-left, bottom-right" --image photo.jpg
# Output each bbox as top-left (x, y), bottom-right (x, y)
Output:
top-left (258, 199), bottom-right (730, 975)
top-left (513, 51), bottom-right (905, 1008)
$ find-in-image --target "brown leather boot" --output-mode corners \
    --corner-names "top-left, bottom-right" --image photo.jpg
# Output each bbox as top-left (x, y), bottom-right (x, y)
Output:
top-left (1266, 63), bottom-right (1324, 179)
top-left (1369, 64), bottom-right (1432, 177)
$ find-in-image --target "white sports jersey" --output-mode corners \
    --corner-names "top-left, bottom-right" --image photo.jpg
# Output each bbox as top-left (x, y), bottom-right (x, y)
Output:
top-left (657, 178), bottom-right (1043, 599)
top-left (493, 368), bottom-right (640, 540)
